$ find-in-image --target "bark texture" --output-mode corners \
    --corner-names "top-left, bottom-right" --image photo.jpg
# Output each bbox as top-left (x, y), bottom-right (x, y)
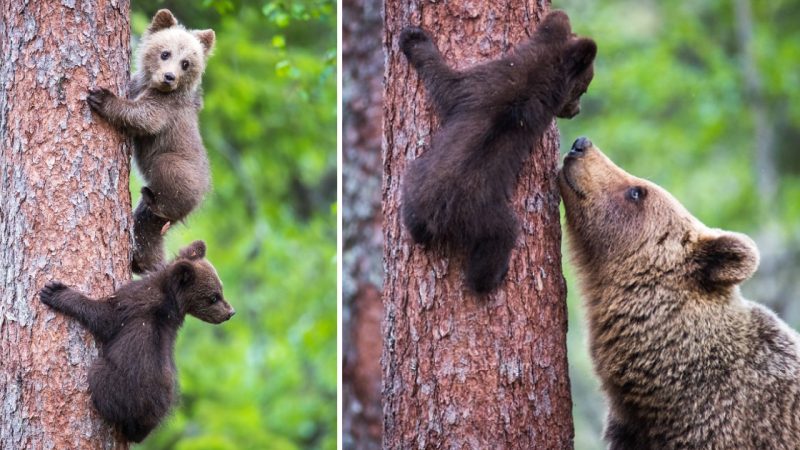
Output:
top-left (342, 0), bottom-right (385, 447)
top-left (0, 1), bottom-right (131, 448)
top-left (382, 1), bottom-right (573, 448)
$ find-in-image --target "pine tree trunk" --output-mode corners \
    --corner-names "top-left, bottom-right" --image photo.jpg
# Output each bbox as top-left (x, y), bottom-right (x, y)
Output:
top-left (0, 1), bottom-right (131, 448)
top-left (381, 1), bottom-right (573, 448)
top-left (342, 0), bottom-right (385, 447)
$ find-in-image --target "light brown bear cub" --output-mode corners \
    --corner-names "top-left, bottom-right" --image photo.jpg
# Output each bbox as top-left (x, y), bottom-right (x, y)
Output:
top-left (88, 9), bottom-right (215, 274)
top-left (559, 137), bottom-right (800, 449)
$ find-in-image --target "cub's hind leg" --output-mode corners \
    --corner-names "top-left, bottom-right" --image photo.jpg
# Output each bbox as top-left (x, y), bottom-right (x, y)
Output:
top-left (465, 208), bottom-right (517, 294)
top-left (131, 200), bottom-right (169, 274)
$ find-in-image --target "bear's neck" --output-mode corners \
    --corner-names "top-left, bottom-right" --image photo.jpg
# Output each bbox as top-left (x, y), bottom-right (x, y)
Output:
top-left (585, 282), bottom-right (747, 406)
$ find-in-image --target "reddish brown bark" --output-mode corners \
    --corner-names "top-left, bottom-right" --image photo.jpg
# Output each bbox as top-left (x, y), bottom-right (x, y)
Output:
top-left (342, 0), bottom-right (385, 447)
top-left (381, 1), bottom-right (573, 448)
top-left (0, 1), bottom-right (131, 448)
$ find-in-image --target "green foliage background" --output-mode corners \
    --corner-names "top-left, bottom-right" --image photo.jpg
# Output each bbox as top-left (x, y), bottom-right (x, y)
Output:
top-left (129, 1), bottom-right (336, 448)
top-left (553, 1), bottom-right (800, 447)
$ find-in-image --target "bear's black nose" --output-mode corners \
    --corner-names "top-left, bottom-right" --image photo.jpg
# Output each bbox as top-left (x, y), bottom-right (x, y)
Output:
top-left (569, 136), bottom-right (592, 156)
top-left (164, 72), bottom-right (176, 83)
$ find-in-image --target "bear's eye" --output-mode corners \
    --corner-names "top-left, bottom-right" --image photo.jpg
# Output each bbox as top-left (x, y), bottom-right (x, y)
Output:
top-left (160, 51), bottom-right (171, 60)
top-left (626, 186), bottom-right (646, 202)
top-left (181, 60), bottom-right (190, 71)
top-left (210, 293), bottom-right (221, 304)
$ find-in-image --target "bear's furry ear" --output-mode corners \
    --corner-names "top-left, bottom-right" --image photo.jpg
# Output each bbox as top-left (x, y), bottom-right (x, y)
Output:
top-left (565, 38), bottom-right (597, 76)
top-left (193, 30), bottom-right (216, 56)
top-left (537, 10), bottom-right (572, 42)
top-left (178, 240), bottom-right (206, 260)
top-left (693, 232), bottom-right (759, 289)
top-left (148, 9), bottom-right (177, 34)
top-left (171, 261), bottom-right (196, 287)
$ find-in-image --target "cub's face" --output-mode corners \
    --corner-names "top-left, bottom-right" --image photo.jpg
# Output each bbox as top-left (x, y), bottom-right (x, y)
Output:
top-left (138, 10), bottom-right (215, 93)
top-left (559, 138), bottom-right (759, 291)
top-left (533, 11), bottom-right (597, 119)
top-left (556, 38), bottom-right (596, 119)
top-left (171, 241), bottom-right (235, 324)
top-left (184, 259), bottom-right (235, 324)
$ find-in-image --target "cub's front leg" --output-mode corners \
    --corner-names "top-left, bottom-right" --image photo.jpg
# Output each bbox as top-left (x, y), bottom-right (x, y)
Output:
top-left (399, 27), bottom-right (462, 118)
top-left (87, 88), bottom-right (169, 136)
top-left (39, 282), bottom-right (116, 343)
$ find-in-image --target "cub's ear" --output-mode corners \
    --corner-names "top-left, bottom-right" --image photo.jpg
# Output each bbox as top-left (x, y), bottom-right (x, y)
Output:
top-left (171, 261), bottom-right (196, 287)
top-left (537, 10), bottom-right (572, 42)
top-left (565, 38), bottom-right (597, 76)
top-left (693, 232), bottom-right (759, 289)
top-left (148, 9), bottom-right (177, 34)
top-left (178, 240), bottom-right (206, 260)
top-left (193, 29), bottom-right (216, 56)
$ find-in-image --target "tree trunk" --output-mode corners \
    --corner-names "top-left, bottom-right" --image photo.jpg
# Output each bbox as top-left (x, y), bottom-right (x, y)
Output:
top-left (0, 1), bottom-right (131, 448)
top-left (381, 1), bottom-right (573, 448)
top-left (342, 0), bottom-right (385, 447)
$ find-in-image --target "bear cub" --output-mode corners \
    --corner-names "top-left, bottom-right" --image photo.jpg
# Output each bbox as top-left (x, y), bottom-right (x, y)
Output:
top-left (399, 10), bottom-right (596, 293)
top-left (39, 241), bottom-right (234, 443)
top-left (559, 137), bottom-right (800, 449)
top-left (88, 9), bottom-right (215, 274)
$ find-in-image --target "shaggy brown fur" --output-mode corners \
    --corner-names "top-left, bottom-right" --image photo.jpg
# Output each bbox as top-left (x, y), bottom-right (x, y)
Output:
top-left (39, 240), bottom-right (234, 443)
top-left (88, 9), bottom-right (215, 274)
top-left (559, 137), bottom-right (800, 449)
top-left (399, 10), bottom-right (596, 293)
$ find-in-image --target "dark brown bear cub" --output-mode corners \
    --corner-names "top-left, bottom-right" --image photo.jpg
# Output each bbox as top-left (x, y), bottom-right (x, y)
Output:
top-left (39, 241), bottom-right (234, 443)
top-left (399, 10), bottom-right (596, 293)
top-left (560, 137), bottom-right (800, 449)
top-left (87, 9), bottom-right (215, 274)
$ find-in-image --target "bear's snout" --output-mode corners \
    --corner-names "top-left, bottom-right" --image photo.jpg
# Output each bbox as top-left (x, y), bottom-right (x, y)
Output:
top-left (570, 136), bottom-right (592, 156)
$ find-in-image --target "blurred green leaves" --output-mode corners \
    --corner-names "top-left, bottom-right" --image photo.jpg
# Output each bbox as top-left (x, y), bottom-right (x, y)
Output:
top-left (129, 1), bottom-right (335, 449)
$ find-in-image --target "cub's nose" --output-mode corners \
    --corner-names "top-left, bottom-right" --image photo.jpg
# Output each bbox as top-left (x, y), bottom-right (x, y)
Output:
top-left (569, 136), bottom-right (592, 157)
top-left (164, 72), bottom-right (176, 83)
top-left (227, 309), bottom-right (236, 320)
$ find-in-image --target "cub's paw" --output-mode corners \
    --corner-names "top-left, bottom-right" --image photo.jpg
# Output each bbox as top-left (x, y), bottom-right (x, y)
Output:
top-left (140, 186), bottom-right (156, 208)
top-left (399, 27), bottom-right (431, 56)
top-left (87, 88), bottom-right (115, 111)
top-left (39, 281), bottom-right (69, 307)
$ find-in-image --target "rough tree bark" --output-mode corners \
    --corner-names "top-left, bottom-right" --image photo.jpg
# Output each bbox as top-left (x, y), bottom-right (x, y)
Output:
top-left (382, 1), bottom-right (573, 448)
top-left (342, 0), bottom-right (385, 447)
top-left (1, 1), bottom-right (131, 448)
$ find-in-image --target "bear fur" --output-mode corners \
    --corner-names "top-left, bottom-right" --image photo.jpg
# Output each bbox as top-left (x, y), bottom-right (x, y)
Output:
top-left (87, 9), bottom-right (215, 274)
top-left (39, 240), bottom-right (235, 443)
top-left (559, 137), bottom-right (800, 449)
top-left (399, 10), bottom-right (597, 293)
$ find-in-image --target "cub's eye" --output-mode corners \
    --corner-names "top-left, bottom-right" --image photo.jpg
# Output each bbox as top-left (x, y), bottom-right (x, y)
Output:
top-left (627, 186), bottom-right (646, 202)
top-left (160, 51), bottom-right (171, 60)
top-left (210, 293), bottom-right (220, 304)
top-left (181, 60), bottom-right (190, 70)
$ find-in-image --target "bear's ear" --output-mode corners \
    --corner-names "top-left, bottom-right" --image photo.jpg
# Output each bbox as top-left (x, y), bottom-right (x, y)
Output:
top-left (171, 261), bottom-right (196, 287)
top-left (178, 240), bottom-right (206, 260)
top-left (193, 29), bottom-right (216, 57)
top-left (693, 232), bottom-right (759, 289)
top-left (537, 10), bottom-right (572, 42)
top-left (148, 9), bottom-right (177, 34)
top-left (565, 38), bottom-right (597, 77)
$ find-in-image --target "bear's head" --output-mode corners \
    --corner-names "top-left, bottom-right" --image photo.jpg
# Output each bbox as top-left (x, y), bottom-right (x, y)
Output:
top-left (137, 9), bottom-right (215, 93)
top-left (559, 137), bottom-right (759, 293)
top-left (534, 11), bottom-right (597, 119)
top-left (169, 240), bottom-right (235, 324)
